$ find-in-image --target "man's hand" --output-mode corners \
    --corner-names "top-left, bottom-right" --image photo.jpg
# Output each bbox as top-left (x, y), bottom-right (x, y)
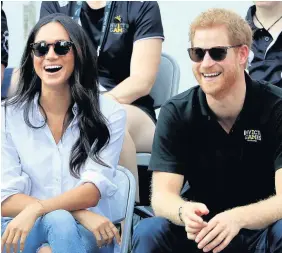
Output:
top-left (195, 209), bottom-right (242, 253)
top-left (181, 202), bottom-right (209, 240)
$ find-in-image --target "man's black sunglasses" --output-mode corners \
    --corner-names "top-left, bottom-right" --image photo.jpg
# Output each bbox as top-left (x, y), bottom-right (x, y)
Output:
top-left (187, 45), bottom-right (242, 62)
top-left (30, 40), bottom-right (73, 57)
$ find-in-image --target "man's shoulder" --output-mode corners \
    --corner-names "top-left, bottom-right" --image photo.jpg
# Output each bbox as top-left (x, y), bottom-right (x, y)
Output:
top-left (124, 1), bottom-right (160, 21)
top-left (161, 86), bottom-right (200, 121)
top-left (126, 1), bottom-right (159, 10)
top-left (255, 80), bottom-right (282, 102)
top-left (40, 1), bottom-right (72, 16)
top-left (163, 86), bottom-right (199, 109)
top-left (252, 80), bottom-right (282, 119)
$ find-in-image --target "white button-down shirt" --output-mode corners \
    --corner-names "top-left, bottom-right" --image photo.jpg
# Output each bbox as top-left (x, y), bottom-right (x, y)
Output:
top-left (1, 94), bottom-right (126, 221)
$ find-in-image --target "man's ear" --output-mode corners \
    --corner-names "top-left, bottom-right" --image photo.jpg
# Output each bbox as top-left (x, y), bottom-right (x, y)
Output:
top-left (238, 45), bottom-right (249, 66)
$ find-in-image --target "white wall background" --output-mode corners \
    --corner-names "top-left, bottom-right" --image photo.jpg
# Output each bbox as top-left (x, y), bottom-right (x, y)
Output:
top-left (3, 1), bottom-right (252, 92)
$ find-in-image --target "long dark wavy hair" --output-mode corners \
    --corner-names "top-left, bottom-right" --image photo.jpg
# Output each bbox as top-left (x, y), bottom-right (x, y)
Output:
top-left (4, 14), bottom-right (110, 178)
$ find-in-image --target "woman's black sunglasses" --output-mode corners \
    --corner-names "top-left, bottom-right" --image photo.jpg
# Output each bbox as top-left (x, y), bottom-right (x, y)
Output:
top-left (187, 45), bottom-right (242, 62)
top-left (30, 40), bottom-right (73, 57)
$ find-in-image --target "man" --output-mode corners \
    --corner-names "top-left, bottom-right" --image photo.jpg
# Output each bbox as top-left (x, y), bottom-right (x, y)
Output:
top-left (132, 8), bottom-right (282, 253)
top-left (246, 1), bottom-right (282, 87)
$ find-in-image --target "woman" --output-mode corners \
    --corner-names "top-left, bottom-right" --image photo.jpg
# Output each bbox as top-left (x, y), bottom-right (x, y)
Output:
top-left (1, 14), bottom-right (125, 253)
top-left (40, 1), bottom-right (164, 202)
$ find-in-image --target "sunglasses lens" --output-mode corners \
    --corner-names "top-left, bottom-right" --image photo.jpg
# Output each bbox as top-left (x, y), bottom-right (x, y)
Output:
top-left (188, 48), bottom-right (205, 62)
top-left (209, 48), bottom-right (227, 61)
top-left (54, 41), bottom-right (72, 56)
top-left (33, 42), bottom-right (49, 57)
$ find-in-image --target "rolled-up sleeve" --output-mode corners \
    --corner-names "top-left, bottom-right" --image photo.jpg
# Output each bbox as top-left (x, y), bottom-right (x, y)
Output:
top-left (1, 107), bottom-right (31, 203)
top-left (76, 103), bottom-right (126, 199)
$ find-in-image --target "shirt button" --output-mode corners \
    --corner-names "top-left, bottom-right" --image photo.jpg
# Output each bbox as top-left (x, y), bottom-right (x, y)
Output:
top-left (265, 36), bottom-right (270, 42)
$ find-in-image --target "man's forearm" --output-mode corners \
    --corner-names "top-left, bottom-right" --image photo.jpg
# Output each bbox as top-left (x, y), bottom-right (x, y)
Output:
top-left (234, 194), bottom-right (282, 230)
top-left (152, 192), bottom-right (187, 226)
top-left (108, 75), bottom-right (153, 104)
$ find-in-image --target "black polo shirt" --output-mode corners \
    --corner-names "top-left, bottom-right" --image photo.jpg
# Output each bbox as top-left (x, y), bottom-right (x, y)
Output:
top-left (246, 5), bottom-right (282, 87)
top-left (150, 73), bottom-right (282, 220)
top-left (1, 2), bottom-right (9, 68)
top-left (40, 1), bottom-right (164, 111)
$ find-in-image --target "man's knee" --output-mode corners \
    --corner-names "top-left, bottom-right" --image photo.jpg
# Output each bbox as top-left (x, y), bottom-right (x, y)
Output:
top-left (269, 219), bottom-right (282, 250)
top-left (42, 210), bottom-right (77, 233)
top-left (133, 217), bottom-right (171, 244)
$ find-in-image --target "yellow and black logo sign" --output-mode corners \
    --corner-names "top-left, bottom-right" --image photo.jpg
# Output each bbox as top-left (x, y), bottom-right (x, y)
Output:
top-left (110, 15), bottom-right (129, 34)
top-left (114, 15), bottom-right (122, 23)
top-left (244, 129), bottom-right (262, 142)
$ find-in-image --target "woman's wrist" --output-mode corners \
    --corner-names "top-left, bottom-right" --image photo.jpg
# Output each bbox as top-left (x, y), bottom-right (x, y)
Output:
top-left (26, 200), bottom-right (46, 217)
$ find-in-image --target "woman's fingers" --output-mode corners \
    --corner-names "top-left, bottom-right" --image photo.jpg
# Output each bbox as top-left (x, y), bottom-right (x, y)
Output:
top-left (100, 228), bottom-right (110, 245)
top-left (110, 224), bottom-right (121, 245)
top-left (1, 229), bottom-right (9, 252)
top-left (105, 228), bottom-right (114, 245)
top-left (19, 231), bottom-right (28, 253)
top-left (4, 229), bottom-right (16, 253)
top-left (11, 231), bottom-right (21, 253)
top-left (93, 230), bottom-right (103, 248)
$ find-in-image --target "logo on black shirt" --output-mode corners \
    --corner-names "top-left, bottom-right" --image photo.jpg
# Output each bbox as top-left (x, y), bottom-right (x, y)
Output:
top-left (110, 15), bottom-right (129, 34)
top-left (244, 129), bottom-right (262, 142)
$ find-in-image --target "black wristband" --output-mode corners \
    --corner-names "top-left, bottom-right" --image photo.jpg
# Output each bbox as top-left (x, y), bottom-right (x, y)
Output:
top-left (178, 206), bottom-right (184, 223)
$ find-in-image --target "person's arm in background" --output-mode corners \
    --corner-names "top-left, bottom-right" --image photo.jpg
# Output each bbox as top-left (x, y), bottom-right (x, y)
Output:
top-left (1, 1), bottom-right (9, 83)
top-left (39, 1), bottom-right (62, 18)
top-left (105, 2), bottom-right (164, 104)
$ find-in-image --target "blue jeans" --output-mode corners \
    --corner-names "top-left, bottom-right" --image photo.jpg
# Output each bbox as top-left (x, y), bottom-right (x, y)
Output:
top-left (132, 217), bottom-right (282, 253)
top-left (1, 209), bottom-right (114, 253)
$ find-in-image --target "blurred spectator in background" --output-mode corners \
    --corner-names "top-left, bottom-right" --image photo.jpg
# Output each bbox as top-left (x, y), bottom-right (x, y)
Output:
top-left (1, 1), bottom-right (9, 85)
top-left (246, 1), bottom-right (282, 87)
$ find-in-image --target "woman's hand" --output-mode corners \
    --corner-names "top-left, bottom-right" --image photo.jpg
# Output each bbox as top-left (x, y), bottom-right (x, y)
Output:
top-left (1, 202), bottom-right (43, 253)
top-left (73, 210), bottom-right (121, 248)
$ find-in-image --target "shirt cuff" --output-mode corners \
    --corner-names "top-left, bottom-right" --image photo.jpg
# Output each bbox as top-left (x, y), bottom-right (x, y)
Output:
top-left (76, 170), bottom-right (118, 199)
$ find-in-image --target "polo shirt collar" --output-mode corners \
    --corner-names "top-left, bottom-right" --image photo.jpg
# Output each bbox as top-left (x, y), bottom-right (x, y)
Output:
top-left (246, 5), bottom-right (258, 32)
top-left (198, 72), bottom-right (255, 121)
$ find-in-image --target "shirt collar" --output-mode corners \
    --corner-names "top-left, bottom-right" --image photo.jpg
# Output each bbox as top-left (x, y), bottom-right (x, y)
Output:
top-left (32, 93), bottom-right (78, 122)
top-left (198, 71), bottom-right (254, 120)
top-left (246, 5), bottom-right (258, 32)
